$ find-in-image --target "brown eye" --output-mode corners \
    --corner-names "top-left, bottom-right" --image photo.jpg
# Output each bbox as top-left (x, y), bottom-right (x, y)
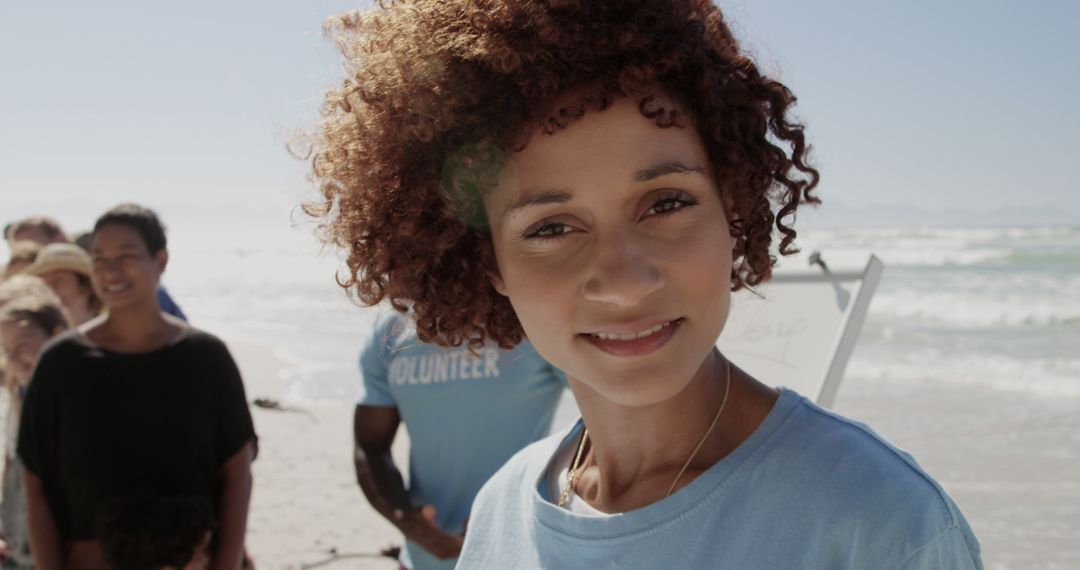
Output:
top-left (525, 222), bottom-right (573, 240)
top-left (645, 191), bottom-right (698, 217)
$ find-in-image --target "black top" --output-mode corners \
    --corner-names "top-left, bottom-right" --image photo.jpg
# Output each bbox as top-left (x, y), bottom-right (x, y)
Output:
top-left (17, 327), bottom-right (257, 541)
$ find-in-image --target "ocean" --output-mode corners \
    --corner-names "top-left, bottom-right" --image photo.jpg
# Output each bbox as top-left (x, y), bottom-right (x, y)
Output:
top-left (160, 220), bottom-right (1080, 404)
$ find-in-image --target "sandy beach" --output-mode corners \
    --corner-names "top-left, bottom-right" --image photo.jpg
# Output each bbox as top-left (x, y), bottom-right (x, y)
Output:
top-left (231, 342), bottom-right (403, 569)
top-left (230, 338), bottom-right (1080, 569)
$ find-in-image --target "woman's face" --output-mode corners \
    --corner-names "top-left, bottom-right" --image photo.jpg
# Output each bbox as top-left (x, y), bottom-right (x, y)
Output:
top-left (90, 223), bottom-right (165, 311)
top-left (484, 94), bottom-right (734, 407)
top-left (0, 319), bottom-right (51, 383)
top-left (40, 269), bottom-right (89, 313)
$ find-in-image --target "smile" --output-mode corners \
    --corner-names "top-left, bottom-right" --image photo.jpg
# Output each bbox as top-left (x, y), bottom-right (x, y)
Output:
top-left (581, 318), bottom-right (683, 358)
top-left (588, 320), bottom-right (675, 341)
top-left (103, 283), bottom-right (132, 293)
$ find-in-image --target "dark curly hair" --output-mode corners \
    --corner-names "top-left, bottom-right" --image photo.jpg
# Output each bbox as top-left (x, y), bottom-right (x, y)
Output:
top-left (305, 0), bottom-right (820, 349)
top-left (97, 490), bottom-right (215, 570)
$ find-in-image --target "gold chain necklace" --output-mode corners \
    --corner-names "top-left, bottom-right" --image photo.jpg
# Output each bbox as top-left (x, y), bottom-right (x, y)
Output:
top-left (557, 359), bottom-right (732, 509)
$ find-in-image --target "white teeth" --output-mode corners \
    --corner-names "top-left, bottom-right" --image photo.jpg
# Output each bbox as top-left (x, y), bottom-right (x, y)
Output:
top-left (592, 321), bottom-right (672, 341)
top-left (106, 284), bottom-right (130, 293)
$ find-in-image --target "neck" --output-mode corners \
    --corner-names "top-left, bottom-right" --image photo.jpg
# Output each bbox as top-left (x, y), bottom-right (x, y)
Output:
top-left (68, 299), bottom-right (94, 326)
top-left (569, 349), bottom-right (777, 512)
top-left (96, 300), bottom-right (174, 352)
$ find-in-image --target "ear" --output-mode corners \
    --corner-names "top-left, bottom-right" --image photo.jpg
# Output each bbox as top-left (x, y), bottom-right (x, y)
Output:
top-left (155, 249), bottom-right (169, 274)
top-left (487, 269), bottom-right (508, 297)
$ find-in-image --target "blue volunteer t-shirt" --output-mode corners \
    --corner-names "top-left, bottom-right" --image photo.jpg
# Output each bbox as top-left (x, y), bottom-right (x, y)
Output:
top-left (457, 389), bottom-right (983, 569)
top-left (358, 313), bottom-right (565, 570)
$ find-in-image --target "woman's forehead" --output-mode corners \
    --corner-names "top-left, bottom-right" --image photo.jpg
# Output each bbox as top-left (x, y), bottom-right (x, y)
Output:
top-left (92, 225), bottom-right (146, 251)
top-left (503, 97), bottom-right (707, 185)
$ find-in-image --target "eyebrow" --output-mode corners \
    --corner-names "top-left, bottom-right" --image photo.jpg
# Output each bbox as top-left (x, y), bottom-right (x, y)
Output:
top-left (92, 244), bottom-right (145, 256)
top-left (502, 161), bottom-right (707, 218)
top-left (502, 189), bottom-right (573, 218)
top-left (634, 161), bottom-right (706, 182)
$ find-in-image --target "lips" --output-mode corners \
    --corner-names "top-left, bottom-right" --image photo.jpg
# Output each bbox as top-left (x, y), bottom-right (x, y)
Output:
top-left (102, 283), bottom-right (133, 295)
top-left (580, 318), bottom-right (683, 358)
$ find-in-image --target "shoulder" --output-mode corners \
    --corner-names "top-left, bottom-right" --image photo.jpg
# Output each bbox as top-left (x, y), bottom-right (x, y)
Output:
top-left (170, 328), bottom-right (239, 370)
top-left (502, 338), bottom-right (554, 369)
top-left (172, 327), bottom-right (231, 356)
top-left (35, 329), bottom-right (93, 368)
top-left (178, 326), bottom-right (225, 347)
top-left (769, 394), bottom-right (975, 553)
top-left (24, 331), bottom-right (84, 395)
top-left (365, 311), bottom-right (415, 352)
top-left (500, 339), bottom-right (566, 380)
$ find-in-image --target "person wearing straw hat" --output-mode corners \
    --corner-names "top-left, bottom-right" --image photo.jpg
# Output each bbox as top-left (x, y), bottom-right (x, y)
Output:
top-left (24, 244), bottom-right (102, 326)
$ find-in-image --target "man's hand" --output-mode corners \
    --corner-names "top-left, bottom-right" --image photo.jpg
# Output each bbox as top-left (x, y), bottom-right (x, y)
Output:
top-left (395, 505), bottom-right (464, 560)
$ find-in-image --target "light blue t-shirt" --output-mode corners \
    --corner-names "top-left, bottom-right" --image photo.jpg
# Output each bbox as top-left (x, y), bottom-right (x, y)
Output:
top-left (457, 389), bottom-right (982, 569)
top-left (358, 313), bottom-right (565, 570)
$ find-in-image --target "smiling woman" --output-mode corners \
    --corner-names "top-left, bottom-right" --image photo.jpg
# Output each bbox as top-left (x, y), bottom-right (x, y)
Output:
top-left (305, 1), bottom-right (982, 568)
top-left (16, 204), bottom-right (257, 570)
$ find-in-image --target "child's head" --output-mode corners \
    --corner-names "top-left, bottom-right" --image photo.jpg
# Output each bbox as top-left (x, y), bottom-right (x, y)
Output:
top-left (5, 216), bottom-right (66, 246)
top-left (2, 240), bottom-right (42, 280)
top-left (0, 293), bottom-right (69, 383)
top-left (97, 490), bottom-right (214, 570)
top-left (307, 1), bottom-right (818, 374)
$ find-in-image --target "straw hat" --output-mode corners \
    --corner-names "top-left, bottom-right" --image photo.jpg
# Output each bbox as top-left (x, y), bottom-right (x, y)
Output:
top-left (24, 243), bottom-right (92, 278)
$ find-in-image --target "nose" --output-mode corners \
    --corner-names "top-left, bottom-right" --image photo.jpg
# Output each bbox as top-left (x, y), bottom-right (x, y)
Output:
top-left (581, 231), bottom-right (663, 307)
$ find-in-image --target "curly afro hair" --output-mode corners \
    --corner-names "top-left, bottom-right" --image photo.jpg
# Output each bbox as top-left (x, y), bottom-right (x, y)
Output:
top-left (305, 0), bottom-right (820, 349)
top-left (97, 490), bottom-right (214, 570)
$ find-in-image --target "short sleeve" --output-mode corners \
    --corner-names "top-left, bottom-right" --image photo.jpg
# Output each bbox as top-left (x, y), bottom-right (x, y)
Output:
top-left (896, 525), bottom-right (983, 570)
top-left (210, 340), bottom-right (257, 465)
top-left (356, 314), bottom-right (399, 407)
top-left (17, 345), bottom-right (62, 478)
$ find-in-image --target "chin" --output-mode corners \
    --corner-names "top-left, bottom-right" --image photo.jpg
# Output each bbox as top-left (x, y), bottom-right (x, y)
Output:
top-left (586, 366), bottom-right (697, 408)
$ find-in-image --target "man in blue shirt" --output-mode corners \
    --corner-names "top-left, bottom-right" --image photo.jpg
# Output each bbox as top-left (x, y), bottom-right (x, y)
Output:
top-left (353, 312), bottom-right (564, 570)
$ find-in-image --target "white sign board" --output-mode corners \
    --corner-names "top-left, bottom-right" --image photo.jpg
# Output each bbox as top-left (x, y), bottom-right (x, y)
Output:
top-left (718, 255), bottom-right (883, 408)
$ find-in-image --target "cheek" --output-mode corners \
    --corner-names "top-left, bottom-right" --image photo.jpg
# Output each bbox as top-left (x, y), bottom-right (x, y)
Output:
top-left (501, 263), bottom-right (567, 328)
top-left (10, 353), bottom-right (34, 376)
top-left (669, 221), bottom-right (734, 321)
top-left (494, 253), bottom-right (575, 353)
top-left (59, 276), bottom-right (84, 295)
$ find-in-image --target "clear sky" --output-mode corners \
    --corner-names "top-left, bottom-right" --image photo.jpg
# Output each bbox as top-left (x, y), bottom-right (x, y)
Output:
top-left (2, 0), bottom-right (1077, 229)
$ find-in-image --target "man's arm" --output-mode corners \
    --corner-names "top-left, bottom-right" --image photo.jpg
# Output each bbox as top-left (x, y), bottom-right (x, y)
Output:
top-left (214, 441), bottom-right (254, 570)
top-left (353, 405), bottom-right (463, 560)
top-left (24, 469), bottom-right (63, 570)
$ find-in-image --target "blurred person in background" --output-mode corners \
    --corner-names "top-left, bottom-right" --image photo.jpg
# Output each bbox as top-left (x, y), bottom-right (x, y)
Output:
top-left (353, 312), bottom-right (564, 570)
top-left (96, 490), bottom-right (215, 570)
top-left (23, 243), bottom-right (103, 326)
top-left (71, 229), bottom-right (188, 322)
top-left (4, 218), bottom-right (66, 248)
top-left (0, 275), bottom-right (64, 391)
top-left (1, 243), bottom-right (42, 282)
top-left (0, 293), bottom-right (69, 568)
top-left (17, 204), bottom-right (256, 570)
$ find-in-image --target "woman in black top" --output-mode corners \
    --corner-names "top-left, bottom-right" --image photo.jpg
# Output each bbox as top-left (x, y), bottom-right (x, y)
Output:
top-left (18, 204), bottom-right (256, 570)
